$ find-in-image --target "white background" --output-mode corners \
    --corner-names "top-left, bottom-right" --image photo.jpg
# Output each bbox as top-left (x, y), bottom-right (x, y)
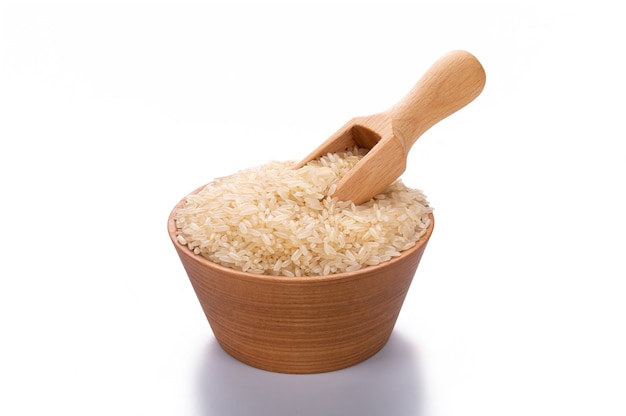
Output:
top-left (1, 1), bottom-right (625, 415)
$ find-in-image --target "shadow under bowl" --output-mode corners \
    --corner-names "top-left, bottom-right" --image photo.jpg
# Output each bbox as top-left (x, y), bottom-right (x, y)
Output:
top-left (168, 190), bottom-right (434, 374)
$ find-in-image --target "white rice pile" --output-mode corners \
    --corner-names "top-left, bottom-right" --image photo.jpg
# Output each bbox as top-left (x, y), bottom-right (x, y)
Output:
top-left (175, 148), bottom-right (432, 277)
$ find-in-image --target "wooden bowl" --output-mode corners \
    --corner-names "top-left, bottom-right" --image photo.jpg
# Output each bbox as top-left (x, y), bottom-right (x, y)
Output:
top-left (167, 190), bottom-right (434, 374)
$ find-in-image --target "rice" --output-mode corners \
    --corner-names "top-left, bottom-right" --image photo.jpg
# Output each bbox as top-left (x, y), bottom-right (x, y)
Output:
top-left (174, 148), bottom-right (432, 276)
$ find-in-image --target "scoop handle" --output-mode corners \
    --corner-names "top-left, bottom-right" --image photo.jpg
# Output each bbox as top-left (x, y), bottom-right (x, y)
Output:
top-left (387, 50), bottom-right (486, 152)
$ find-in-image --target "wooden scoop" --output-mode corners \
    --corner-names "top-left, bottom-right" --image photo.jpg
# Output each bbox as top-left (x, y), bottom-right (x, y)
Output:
top-left (296, 50), bottom-right (486, 205)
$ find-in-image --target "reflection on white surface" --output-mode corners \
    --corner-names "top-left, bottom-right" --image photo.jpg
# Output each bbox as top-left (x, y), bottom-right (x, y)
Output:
top-left (196, 332), bottom-right (423, 416)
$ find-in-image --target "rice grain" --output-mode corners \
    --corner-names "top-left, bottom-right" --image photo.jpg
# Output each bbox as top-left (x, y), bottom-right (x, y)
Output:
top-left (175, 148), bottom-right (432, 276)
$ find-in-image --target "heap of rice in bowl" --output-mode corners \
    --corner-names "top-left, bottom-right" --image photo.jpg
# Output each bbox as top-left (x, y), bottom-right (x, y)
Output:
top-left (174, 148), bottom-right (432, 277)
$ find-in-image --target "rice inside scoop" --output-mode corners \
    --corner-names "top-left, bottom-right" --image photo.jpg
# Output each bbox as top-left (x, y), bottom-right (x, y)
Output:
top-left (174, 148), bottom-right (432, 276)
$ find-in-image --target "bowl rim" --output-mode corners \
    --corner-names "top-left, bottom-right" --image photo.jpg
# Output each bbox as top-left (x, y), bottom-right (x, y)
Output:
top-left (167, 187), bottom-right (434, 284)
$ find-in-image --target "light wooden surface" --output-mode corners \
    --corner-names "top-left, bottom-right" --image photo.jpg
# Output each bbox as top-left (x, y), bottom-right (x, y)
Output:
top-left (168, 193), bottom-right (434, 374)
top-left (298, 50), bottom-right (486, 205)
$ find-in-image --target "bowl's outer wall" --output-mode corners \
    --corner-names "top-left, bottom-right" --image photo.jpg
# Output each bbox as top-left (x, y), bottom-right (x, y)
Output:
top-left (168, 199), bottom-right (433, 374)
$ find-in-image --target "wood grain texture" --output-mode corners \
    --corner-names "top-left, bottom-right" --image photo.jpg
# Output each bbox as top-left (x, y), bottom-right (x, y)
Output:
top-left (168, 192), bottom-right (434, 374)
top-left (297, 50), bottom-right (486, 205)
